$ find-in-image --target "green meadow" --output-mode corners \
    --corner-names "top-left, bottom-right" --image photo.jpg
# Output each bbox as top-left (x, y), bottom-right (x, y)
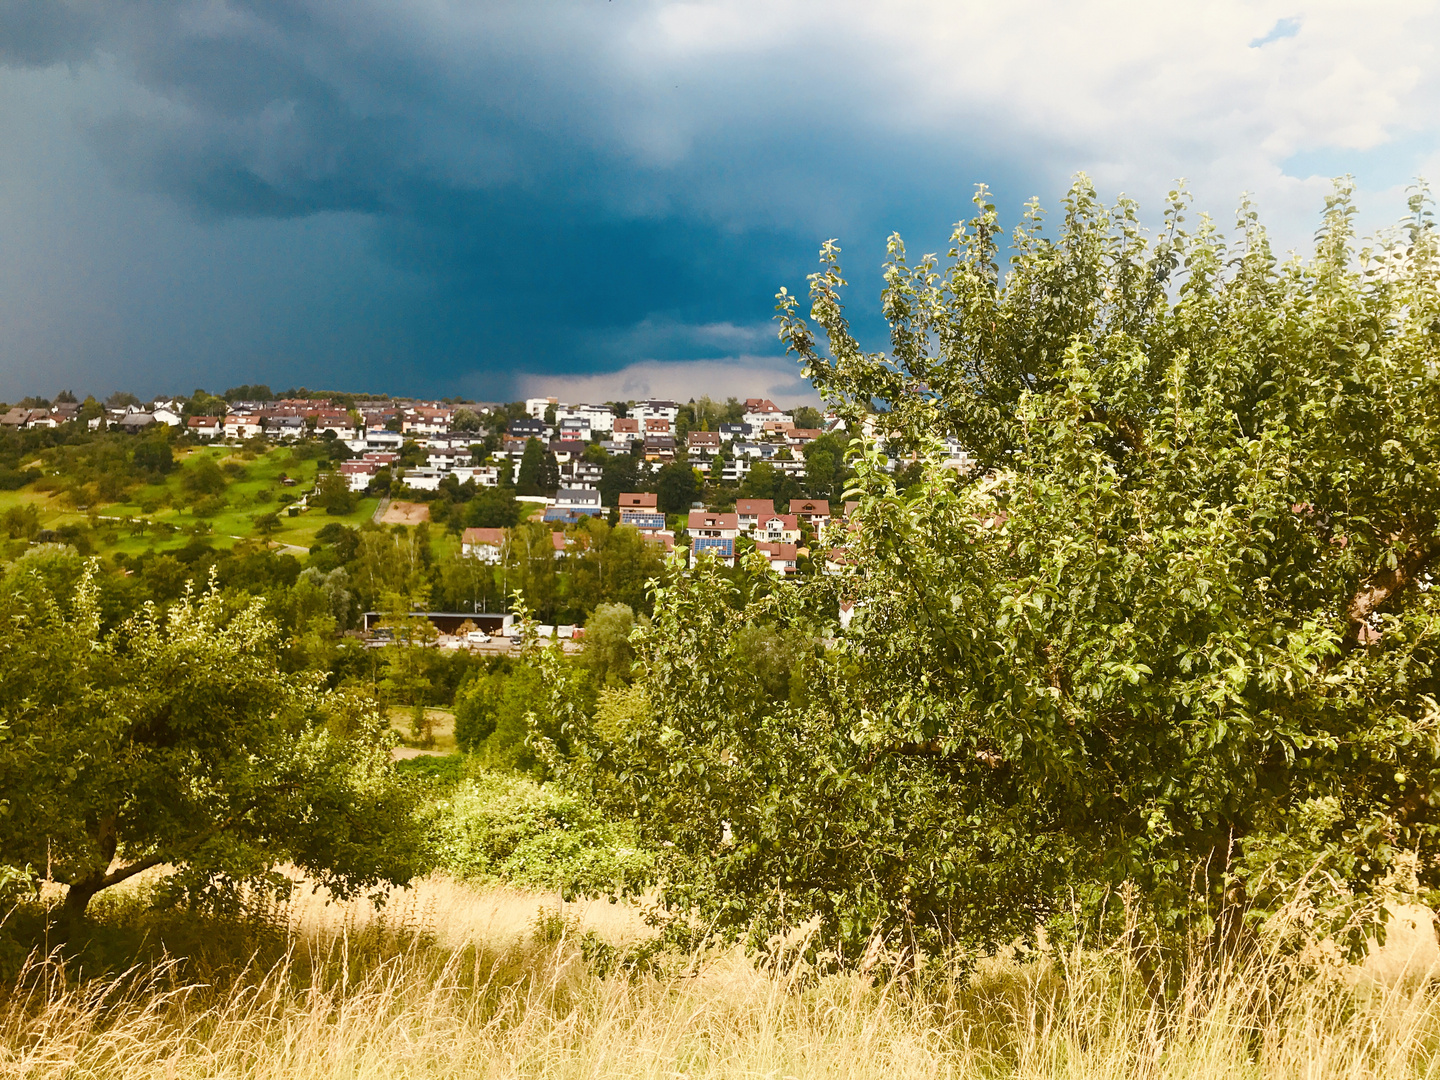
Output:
top-left (3, 443), bottom-right (380, 559)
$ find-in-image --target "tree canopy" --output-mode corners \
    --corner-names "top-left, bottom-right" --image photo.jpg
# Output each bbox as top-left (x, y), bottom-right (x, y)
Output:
top-left (567, 178), bottom-right (1440, 965)
top-left (0, 555), bottom-right (424, 921)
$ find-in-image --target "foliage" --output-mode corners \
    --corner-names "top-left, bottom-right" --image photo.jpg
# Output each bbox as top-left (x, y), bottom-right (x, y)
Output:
top-left (565, 519), bottom-right (667, 620)
top-left (453, 659), bottom-right (549, 771)
top-left (655, 461), bottom-right (701, 514)
top-left (0, 556), bottom-right (426, 921)
top-left (180, 454), bottom-right (227, 497)
top-left (580, 602), bottom-right (641, 687)
top-left (316, 470), bottom-right (357, 514)
top-left (738, 460), bottom-right (801, 505)
top-left (132, 437), bottom-right (174, 476)
top-left (516, 438), bottom-right (554, 496)
top-left (464, 486), bottom-right (521, 528)
top-left (424, 770), bottom-right (650, 898)
top-left (576, 178), bottom-right (1440, 964)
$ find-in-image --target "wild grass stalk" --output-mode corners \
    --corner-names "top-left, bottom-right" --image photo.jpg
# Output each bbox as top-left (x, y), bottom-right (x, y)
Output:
top-left (3, 874), bottom-right (1440, 1078)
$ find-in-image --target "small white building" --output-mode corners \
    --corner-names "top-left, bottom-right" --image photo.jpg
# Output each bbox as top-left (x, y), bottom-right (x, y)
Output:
top-left (400, 467), bottom-right (445, 491)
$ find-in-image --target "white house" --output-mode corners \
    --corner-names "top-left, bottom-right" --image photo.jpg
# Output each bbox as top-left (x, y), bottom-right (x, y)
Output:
top-left (734, 499), bottom-right (775, 534)
top-left (633, 399), bottom-right (679, 424)
top-left (451, 466), bottom-right (501, 488)
top-left (742, 397), bottom-right (792, 427)
top-left (340, 460), bottom-right (379, 491)
top-left (152, 407), bottom-right (184, 427)
top-left (525, 396), bottom-right (558, 419)
top-left (461, 527), bottom-right (507, 563)
top-left (400, 467), bottom-right (445, 491)
top-left (225, 416), bottom-right (264, 440)
top-left (755, 541), bottom-right (799, 575)
top-left (687, 510), bottom-right (739, 566)
top-left (574, 403), bottom-right (615, 433)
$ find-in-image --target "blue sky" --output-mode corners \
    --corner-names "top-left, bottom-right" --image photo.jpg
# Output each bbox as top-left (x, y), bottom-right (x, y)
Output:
top-left (1, 1), bottom-right (1437, 405)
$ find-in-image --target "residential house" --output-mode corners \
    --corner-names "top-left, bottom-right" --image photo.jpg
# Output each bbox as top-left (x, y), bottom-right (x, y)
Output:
top-left (940, 438), bottom-right (976, 474)
top-left (224, 415), bottom-right (264, 440)
top-left (755, 513), bottom-right (801, 544)
top-left (643, 417), bottom-right (672, 436)
top-left (560, 459), bottom-right (602, 489)
top-left (785, 428), bottom-right (822, 450)
top-left (826, 548), bottom-right (857, 576)
top-left (789, 499), bottom-right (831, 532)
top-left (572, 403), bottom-right (615, 433)
top-left (187, 416), bottom-right (222, 439)
top-left (548, 439), bottom-right (588, 464)
top-left (427, 449), bottom-right (472, 471)
top-left (618, 492), bottom-right (666, 532)
top-left (718, 423), bottom-right (752, 441)
top-left (525, 396), bottom-right (558, 419)
top-left (461, 527), bottom-right (508, 563)
top-left (25, 410), bottom-right (58, 429)
top-left (508, 417), bottom-right (549, 441)
top-left (735, 499), bottom-right (775, 534)
top-left (118, 412), bottom-right (157, 433)
top-left (543, 487), bottom-right (604, 524)
top-left (316, 412), bottom-right (358, 440)
top-left (266, 415), bottom-right (306, 440)
top-left (687, 510), bottom-right (739, 565)
top-left (610, 418), bottom-right (641, 445)
top-left (340, 460), bottom-right (380, 491)
top-left (361, 407), bottom-right (399, 430)
top-left (402, 407), bottom-right (452, 435)
top-left (558, 416), bottom-right (591, 439)
top-left (359, 429), bottom-right (404, 451)
top-left (742, 398), bottom-right (793, 427)
top-left (754, 541), bottom-right (799, 575)
top-left (400, 467), bottom-right (445, 491)
top-left (633, 399), bottom-right (680, 424)
top-left (451, 466), bottom-right (502, 488)
top-left (643, 435), bottom-right (676, 462)
top-left (151, 407), bottom-right (183, 427)
top-left (1, 407), bottom-right (33, 428)
top-left (687, 431), bottom-right (721, 458)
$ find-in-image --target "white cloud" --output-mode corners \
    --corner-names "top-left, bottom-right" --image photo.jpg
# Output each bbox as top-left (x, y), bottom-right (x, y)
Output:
top-left (517, 355), bottom-right (819, 407)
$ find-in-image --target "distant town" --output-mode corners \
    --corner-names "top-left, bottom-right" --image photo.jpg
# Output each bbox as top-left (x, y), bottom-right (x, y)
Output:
top-left (0, 386), bottom-right (975, 587)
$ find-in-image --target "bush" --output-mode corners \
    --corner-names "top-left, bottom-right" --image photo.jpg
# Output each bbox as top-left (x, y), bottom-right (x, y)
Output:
top-left (424, 770), bottom-right (650, 898)
top-left (0, 466), bottom-right (39, 490)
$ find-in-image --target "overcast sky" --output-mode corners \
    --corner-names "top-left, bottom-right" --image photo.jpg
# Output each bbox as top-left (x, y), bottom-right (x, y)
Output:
top-left (1, 0), bottom-right (1437, 404)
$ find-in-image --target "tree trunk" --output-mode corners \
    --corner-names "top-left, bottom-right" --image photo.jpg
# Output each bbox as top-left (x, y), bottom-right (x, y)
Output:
top-left (60, 811), bottom-right (118, 927)
top-left (60, 870), bottom-right (105, 924)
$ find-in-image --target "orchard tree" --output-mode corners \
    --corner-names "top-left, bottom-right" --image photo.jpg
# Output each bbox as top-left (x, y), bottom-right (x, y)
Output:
top-left (0, 556), bottom-right (425, 923)
top-left (566, 178), bottom-right (1440, 965)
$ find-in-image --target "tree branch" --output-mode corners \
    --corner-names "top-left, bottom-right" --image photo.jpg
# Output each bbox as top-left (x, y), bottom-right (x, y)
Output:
top-left (1343, 522), bottom-right (1440, 649)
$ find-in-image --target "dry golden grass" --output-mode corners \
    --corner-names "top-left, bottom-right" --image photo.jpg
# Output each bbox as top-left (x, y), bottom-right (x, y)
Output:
top-left (5, 873), bottom-right (1440, 1079)
top-left (388, 705), bottom-right (458, 752)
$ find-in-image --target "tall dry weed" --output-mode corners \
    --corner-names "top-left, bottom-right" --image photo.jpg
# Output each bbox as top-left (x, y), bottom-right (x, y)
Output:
top-left (3, 873), bottom-right (1440, 1078)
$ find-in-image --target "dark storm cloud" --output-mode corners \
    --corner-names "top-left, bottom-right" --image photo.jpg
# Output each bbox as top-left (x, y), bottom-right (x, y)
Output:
top-left (10, 1), bottom-right (1417, 401)
top-left (1, 0), bottom-right (935, 395)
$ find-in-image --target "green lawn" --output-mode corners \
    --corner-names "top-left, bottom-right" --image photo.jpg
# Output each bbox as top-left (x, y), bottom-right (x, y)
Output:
top-left (4, 445), bottom-right (378, 560)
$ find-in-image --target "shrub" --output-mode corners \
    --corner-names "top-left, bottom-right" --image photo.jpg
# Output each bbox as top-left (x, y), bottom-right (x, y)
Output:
top-left (424, 770), bottom-right (650, 898)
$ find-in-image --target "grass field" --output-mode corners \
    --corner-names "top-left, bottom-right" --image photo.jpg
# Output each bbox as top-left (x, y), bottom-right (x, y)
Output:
top-left (390, 704), bottom-right (459, 752)
top-left (8, 872), bottom-right (1440, 1079)
top-left (2, 444), bottom-right (382, 560)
